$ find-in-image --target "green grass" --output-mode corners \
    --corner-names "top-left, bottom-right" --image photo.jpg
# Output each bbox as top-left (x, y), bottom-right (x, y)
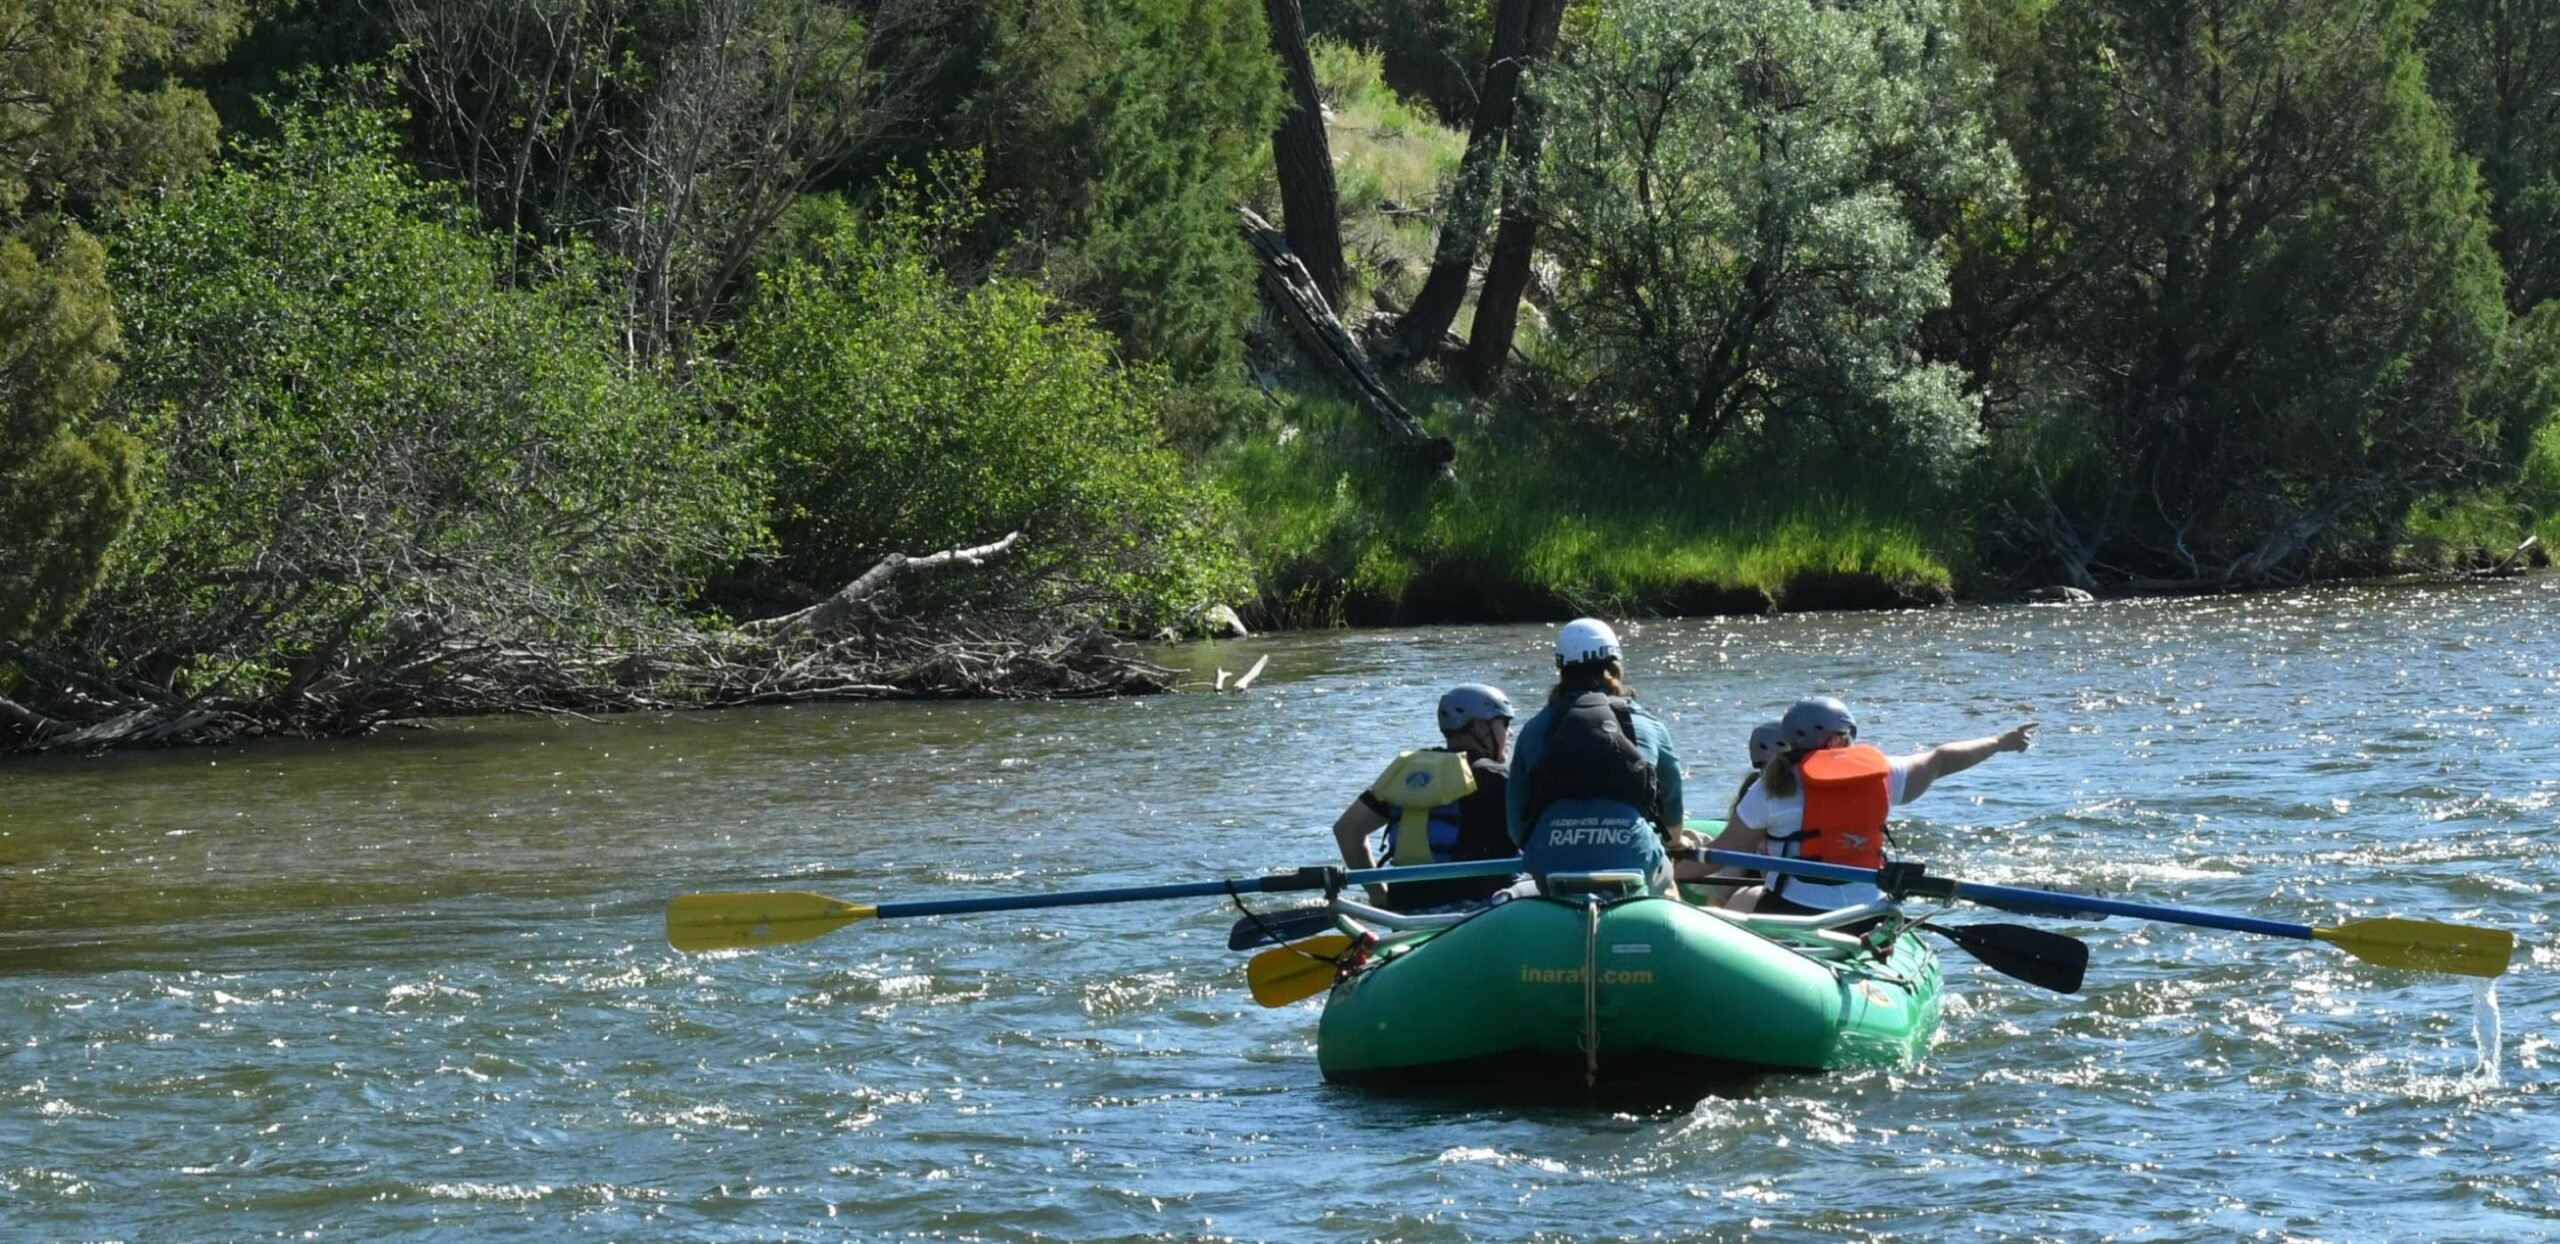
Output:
top-left (1311, 39), bottom-right (1466, 312)
top-left (2525, 416), bottom-right (2560, 550)
top-left (1208, 389), bottom-right (1962, 625)
top-left (2392, 418), bottom-right (2560, 568)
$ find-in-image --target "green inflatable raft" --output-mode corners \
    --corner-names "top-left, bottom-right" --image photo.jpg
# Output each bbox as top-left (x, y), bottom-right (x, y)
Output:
top-left (1314, 889), bottom-right (1942, 1087)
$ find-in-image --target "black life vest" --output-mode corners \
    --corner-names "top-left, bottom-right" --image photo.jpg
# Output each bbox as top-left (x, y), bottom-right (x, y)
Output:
top-left (1522, 692), bottom-right (1662, 828)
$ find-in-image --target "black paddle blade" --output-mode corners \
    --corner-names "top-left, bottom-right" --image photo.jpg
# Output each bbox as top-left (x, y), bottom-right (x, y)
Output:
top-left (1930, 922), bottom-right (2089, 994)
top-left (1227, 904), bottom-right (1338, 951)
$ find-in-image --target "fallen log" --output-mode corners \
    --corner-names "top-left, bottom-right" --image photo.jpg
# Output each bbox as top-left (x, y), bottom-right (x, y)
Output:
top-left (1235, 206), bottom-right (1455, 479)
top-left (739, 531), bottom-right (1025, 644)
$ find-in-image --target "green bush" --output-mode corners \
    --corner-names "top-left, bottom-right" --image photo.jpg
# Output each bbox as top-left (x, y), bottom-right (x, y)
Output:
top-left (1536, 0), bottom-right (2010, 472)
top-left (0, 228), bottom-right (137, 640)
top-left (1212, 391), bottom-right (1960, 621)
top-left (728, 177), bottom-right (1249, 629)
top-left (90, 93), bottom-right (759, 685)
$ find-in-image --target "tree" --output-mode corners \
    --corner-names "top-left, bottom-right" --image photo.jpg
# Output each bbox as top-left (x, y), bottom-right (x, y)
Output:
top-left (0, 0), bottom-right (241, 640)
top-left (2421, 0), bottom-right (2560, 312)
top-left (1955, 0), bottom-right (2517, 585)
top-left (729, 175), bottom-right (1249, 627)
top-left (0, 232), bottom-right (135, 639)
top-left (1385, 0), bottom-right (1539, 361)
top-left (969, 0), bottom-right (1282, 382)
top-left (0, 0), bottom-right (240, 215)
top-left (74, 96), bottom-right (758, 725)
top-left (1264, 0), bottom-right (1350, 310)
top-left (380, 0), bottom-right (948, 352)
top-left (1459, 0), bottom-right (1566, 385)
top-left (1535, 0), bottom-right (2007, 467)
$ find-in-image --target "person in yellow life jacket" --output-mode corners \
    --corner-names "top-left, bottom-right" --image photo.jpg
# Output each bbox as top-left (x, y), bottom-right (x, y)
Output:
top-left (1708, 696), bottom-right (2038, 915)
top-left (1330, 684), bottom-right (1517, 912)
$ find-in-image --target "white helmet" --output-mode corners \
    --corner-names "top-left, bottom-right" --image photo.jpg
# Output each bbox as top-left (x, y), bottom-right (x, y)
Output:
top-left (1554, 617), bottom-right (1622, 665)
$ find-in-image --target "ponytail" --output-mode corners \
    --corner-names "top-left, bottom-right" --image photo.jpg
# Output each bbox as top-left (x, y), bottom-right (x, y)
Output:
top-left (1758, 749), bottom-right (1802, 799)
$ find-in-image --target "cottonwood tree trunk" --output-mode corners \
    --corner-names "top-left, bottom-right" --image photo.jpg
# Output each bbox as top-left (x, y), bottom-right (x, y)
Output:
top-left (1386, 0), bottom-right (1537, 362)
top-left (1461, 0), bottom-right (1565, 387)
top-left (1263, 0), bottom-right (1348, 311)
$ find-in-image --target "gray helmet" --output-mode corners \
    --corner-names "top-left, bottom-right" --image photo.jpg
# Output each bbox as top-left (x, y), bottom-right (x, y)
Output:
top-left (1437, 683), bottom-right (1515, 733)
top-left (1780, 696), bottom-right (1858, 751)
top-left (1748, 721), bottom-right (1785, 768)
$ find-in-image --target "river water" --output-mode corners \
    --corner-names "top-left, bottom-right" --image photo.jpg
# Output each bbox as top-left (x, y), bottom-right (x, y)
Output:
top-left (5, 578), bottom-right (2554, 1240)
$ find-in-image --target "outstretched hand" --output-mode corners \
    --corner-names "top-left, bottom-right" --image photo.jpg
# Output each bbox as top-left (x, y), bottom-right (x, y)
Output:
top-left (1997, 721), bottom-right (2040, 753)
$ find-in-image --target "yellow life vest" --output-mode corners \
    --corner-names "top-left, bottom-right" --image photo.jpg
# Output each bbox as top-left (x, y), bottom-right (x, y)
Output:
top-left (1366, 749), bottom-right (1478, 865)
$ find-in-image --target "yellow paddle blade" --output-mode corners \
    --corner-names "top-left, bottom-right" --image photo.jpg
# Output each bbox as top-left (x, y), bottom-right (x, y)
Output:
top-left (1246, 933), bottom-right (1355, 1007)
top-left (2313, 917), bottom-right (2514, 979)
top-left (666, 891), bottom-right (877, 953)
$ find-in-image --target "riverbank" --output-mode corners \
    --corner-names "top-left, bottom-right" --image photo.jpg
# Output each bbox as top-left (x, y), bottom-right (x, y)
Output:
top-left (1211, 388), bottom-right (1962, 628)
top-left (1208, 383), bottom-right (2556, 628)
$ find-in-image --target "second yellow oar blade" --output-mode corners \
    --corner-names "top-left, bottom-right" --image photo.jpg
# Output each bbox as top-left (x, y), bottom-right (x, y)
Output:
top-left (2314, 917), bottom-right (2515, 979)
top-left (666, 891), bottom-right (877, 953)
top-left (1247, 933), bottom-right (1356, 1007)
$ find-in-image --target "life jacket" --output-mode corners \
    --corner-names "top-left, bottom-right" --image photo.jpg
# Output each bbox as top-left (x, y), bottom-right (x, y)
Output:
top-left (1366, 751), bottom-right (1513, 911)
top-left (1518, 693), bottom-right (1670, 886)
top-left (1521, 693), bottom-right (1661, 829)
top-left (1366, 749), bottom-right (1477, 865)
top-left (1771, 743), bottom-right (1891, 870)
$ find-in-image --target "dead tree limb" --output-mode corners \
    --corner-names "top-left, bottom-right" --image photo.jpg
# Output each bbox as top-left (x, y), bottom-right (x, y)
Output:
top-left (1237, 206), bottom-right (1456, 477)
top-left (739, 531), bottom-right (1026, 643)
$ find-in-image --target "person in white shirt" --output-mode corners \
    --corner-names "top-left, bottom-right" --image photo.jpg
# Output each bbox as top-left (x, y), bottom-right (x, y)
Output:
top-left (1708, 697), bottom-right (2036, 915)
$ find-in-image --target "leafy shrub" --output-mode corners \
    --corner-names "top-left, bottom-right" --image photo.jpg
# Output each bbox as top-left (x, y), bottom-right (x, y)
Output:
top-left (728, 175), bottom-right (1248, 628)
top-left (90, 93), bottom-right (759, 691)
top-left (1536, 0), bottom-right (2010, 475)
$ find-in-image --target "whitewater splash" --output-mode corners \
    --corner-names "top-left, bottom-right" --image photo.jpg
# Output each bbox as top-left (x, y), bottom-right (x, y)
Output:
top-left (2469, 977), bottom-right (2503, 1086)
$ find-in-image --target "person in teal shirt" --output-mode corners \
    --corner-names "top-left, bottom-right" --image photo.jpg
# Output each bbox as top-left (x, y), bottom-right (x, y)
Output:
top-left (1507, 618), bottom-right (1685, 894)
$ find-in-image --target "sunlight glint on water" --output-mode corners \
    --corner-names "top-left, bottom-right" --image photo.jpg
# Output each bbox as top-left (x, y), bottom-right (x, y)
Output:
top-left (0, 574), bottom-right (2554, 1240)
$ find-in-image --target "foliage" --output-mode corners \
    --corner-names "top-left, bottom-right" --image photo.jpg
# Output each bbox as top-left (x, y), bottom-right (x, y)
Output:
top-left (364, 0), bottom-right (939, 356)
top-left (0, 230), bottom-right (138, 639)
top-left (83, 95), bottom-right (759, 700)
top-left (0, 0), bottom-right (241, 641)
top-left (1213, 390), bottom-right (1959, 622)
top-left (1533, 0), bottom-right (2010, 473)
top-left (0, 0), bottom-right (241, 215)
top-left (727, 172), bottom-right (1250, 628)
top-left (966, 0), bottom-right (1281, 381)
top-left (1954, 0), bottom-right (2517, 583)
top-left (2421, 0), bottom-right (2560, 312)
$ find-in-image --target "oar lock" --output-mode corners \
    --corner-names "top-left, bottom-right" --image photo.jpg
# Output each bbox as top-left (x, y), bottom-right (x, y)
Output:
top-left (1874, 861), bottom-right (1959, 902)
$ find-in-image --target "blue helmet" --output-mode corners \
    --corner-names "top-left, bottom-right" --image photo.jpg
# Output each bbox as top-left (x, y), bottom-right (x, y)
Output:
top-left (1437, 684), bottom-right (1515, 733)
top-left (1748, 720), bottom-right (1785, 767)
top-left (1780, 696), bottom-right (1858, 751)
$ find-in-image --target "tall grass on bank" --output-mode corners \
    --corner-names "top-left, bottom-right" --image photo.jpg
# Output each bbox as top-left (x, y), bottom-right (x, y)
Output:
top-left (1211, 393), bottom-right (1961, 626)
top-left (1310, 39), bottom-right (1464, 312)
top-left (2412, 417), bottom-right (2560, 562)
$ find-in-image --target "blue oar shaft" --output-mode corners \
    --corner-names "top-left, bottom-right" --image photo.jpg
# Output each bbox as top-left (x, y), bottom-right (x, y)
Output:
top-left (870, 857), bottom-right (1523, 922)
top-left (1704, 850), bottom-right (2317, 940)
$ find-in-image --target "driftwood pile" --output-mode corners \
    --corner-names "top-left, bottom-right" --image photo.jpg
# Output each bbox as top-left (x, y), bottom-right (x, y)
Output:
top-left (0, 532), bottom-right (1175, 755)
